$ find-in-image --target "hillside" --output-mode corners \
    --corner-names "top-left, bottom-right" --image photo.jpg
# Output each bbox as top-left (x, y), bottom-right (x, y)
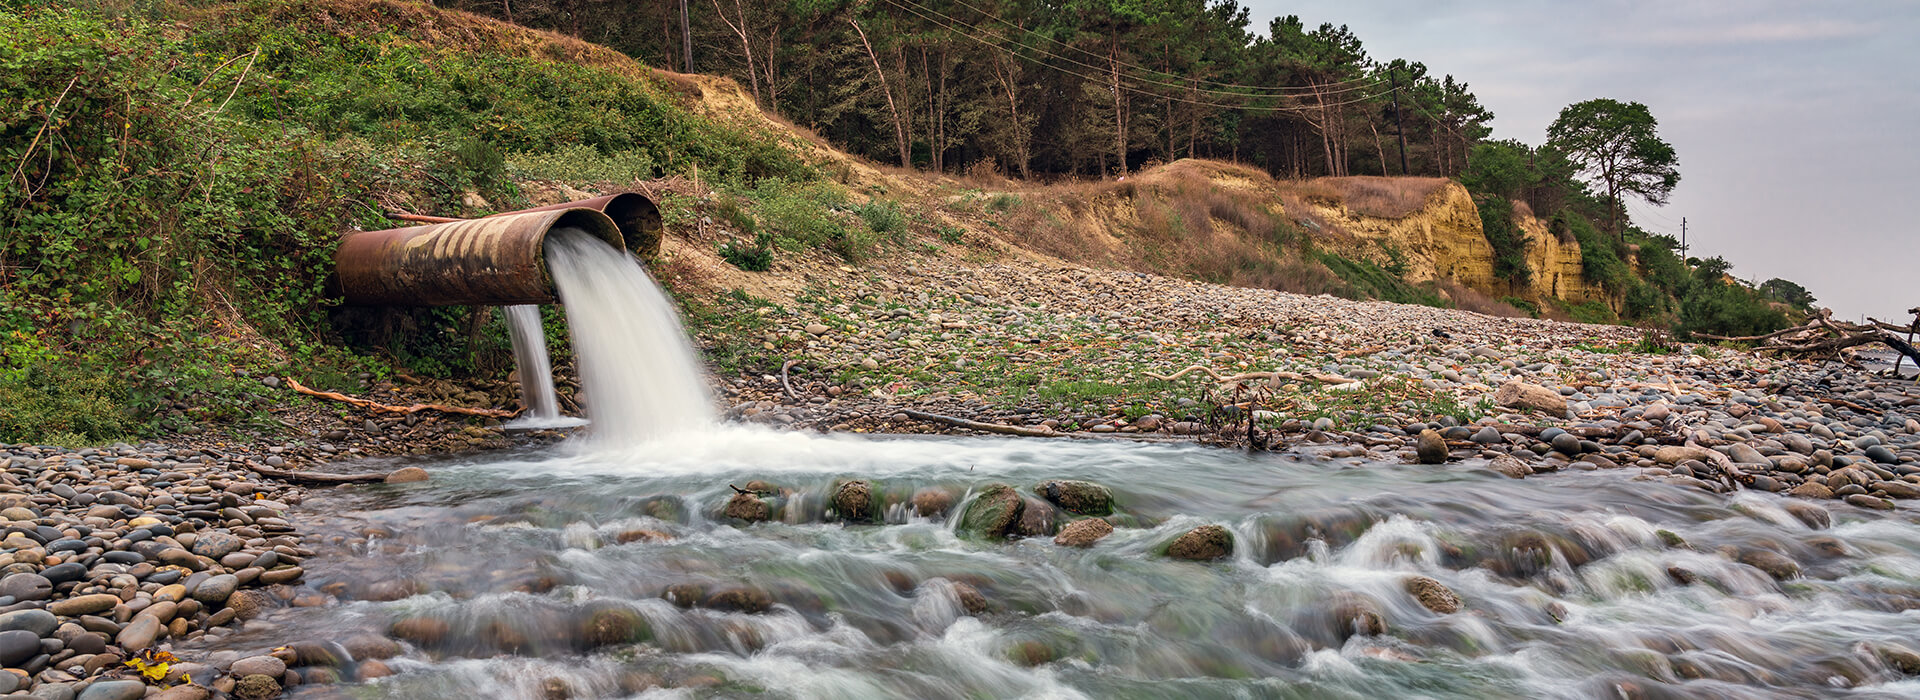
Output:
top-left (1, 0), bottom-right (1786, 447)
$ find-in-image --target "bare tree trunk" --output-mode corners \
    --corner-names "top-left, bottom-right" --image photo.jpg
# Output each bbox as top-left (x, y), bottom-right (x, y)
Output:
top-left (1369, 120), bottom-right (1388, 176)
top-left (710, 0), bottom-right (761, 104)
top-left (850, 17), bottom-right (910, 167)
top-left (1108, 38), bottom-right (1128, 177)
top-left (988, 51), bottom-right (1031, 178)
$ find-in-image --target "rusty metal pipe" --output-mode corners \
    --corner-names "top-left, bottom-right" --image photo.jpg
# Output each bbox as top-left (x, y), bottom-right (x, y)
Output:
top-left (335, 208), bottom-right (622, 307)
top-left (385, 192), bottom-right (662, 258)
top-left (513, 193), bottom-right (663, 259)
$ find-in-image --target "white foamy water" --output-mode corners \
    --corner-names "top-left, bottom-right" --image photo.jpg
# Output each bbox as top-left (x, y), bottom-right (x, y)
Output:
top-left (502, 305), bottom-right (585, 430)
top-left (544, 228), bottom-right (715, 447)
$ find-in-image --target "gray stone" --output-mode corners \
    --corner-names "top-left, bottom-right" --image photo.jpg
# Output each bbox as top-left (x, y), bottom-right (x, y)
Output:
top-left (0, 609), bottom-right (57, 637)
top-left (191, 574), bottom-right (237, 604)
top-left (229, 654), bottom-right (286, 678)
top-left (76, 680), bottom-right (147, 700)
top-left (0, 629), bottom-right (40, 666)
top-left (1866, 445), bottom-right (1899, 464)
top-left (1472, 426), bottom-right (1503, 444)
top-left (0, 574), bottom-right (52, 602)
top-left (190, 532), bottom-right (243, 559)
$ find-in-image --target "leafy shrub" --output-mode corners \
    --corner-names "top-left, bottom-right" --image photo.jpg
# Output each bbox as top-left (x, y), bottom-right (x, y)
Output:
top-left (750, 178), bottom-right (875, 261)
top-left (719, 233), bottom-right (775, 271)
top-left (857, 199), bottom-right (906, 240)
top-left (1315, 252), bottom-right (1450, 308)
top-left (507, 144), bottom-right (657, 184)
top-left (1500, 296), bottom-right (1542, 318)
top-left (1475, 196), bottom-right (1533, 286)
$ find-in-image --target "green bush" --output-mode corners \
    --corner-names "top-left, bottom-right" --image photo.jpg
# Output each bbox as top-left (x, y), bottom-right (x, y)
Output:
top-left (1315, 252), bottom-right (1450, 308)
top-left (719, 233), bottom-right (775, 271)
top-left (751, 178), bottom-right (876, 261)
top-left (1475, 196), bottom-right (1533, 286)
top-left (857, 199), bottom-right (906, 241)
top-left (507, 144), bottom-right (657, 184)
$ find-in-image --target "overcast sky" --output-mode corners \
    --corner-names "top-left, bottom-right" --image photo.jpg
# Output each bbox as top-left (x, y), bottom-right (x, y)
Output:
top-left (1242, 0), bottom-right (1919, 323)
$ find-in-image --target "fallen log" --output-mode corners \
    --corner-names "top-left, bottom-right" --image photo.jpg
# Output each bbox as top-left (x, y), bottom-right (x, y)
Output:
top-left (243, 461), bottom-right (387, 484)
top-left (1145, 364), bottom-right (1356, 385)
top-left (284, 378), bottom-right (517, 418)
top-left (1697, 308), bottom-right (1920, 369)
top-left (900, 409), bottom-right (1060, 437)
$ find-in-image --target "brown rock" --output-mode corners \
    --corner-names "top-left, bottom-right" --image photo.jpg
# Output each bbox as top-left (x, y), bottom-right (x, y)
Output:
top-left (910, 489), bottom-right (952, 517)
top-left (1404, 576), bottom-right (1460, 614)
top-left (384, 467), bottom-right (429, 484)
top-left (1488, 455), bottom-right (1532, 479)
top-left (1788, 482), bottom-right (1835, 500)
top-left (1013, 496), bottom-right (1058, 537)
top-left (703, 586), bottom-right (773, 613)
top-left (1494, 380), bottom-right (1568, 415)
top-left (662, 583), bottom-right (705, 608)
top-left (1782, 501), bottom-right (1832, 529)
top-left (1166, 525), bottom-right (1233, 561)
top-left (1654, 446), bottom-right (1718, 465)
top-left (1738, 549), bottom-right (1801, 580)
top-left (234, 674), bottom-right (281, 700)
top-left (390, 616), bottom-right (451, 645)
top-left (722, 492), bottom-right (771, 523)
top-left (952, 582), bottom-right (988, 614)
top-left (833, 480), bottom-right (875, 522)
top-left (1415, 430), bottom-right (1449, 464)
top-left (1053, 518), bottom-right (1114, 548)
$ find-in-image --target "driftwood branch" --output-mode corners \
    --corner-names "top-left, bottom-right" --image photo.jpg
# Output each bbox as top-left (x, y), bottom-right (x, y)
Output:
top-left (780, 359), bottom-right (802, 399)
top-left (284, 378), bottom-right (518, 418)
top-left (1696, 308), bottom-right (1920, 369)
top-left (1145, 364), bottom-right (1355, 385)
top-left (243, 461), bottom-right (387, 484)
top-left (900, 409), bottom-right (1060, 437)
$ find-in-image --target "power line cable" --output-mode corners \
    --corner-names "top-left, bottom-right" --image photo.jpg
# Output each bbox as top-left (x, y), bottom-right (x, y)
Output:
top-left (876, 0), bottom-right (1393, 112)
top-left (936, 0), bottom-right (1383, 95)
top-left (881, 0), bottom-right (1385, 100)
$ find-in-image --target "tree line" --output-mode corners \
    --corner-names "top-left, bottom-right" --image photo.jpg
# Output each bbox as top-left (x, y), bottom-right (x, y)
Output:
top-left (436, 0), bottom-right (1491, 180)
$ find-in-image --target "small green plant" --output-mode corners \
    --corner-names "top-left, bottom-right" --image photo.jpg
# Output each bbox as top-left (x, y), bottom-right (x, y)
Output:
top-left (937, 224), bottom-right (965, 244)
top-left (713, 192), bottom-right (757, 233)
top-left (856, 199), bottom-right (905, 240)
top-left (985, 193), bottom-right (1022, 213)
top-left (718, 232), bottom-right (775, 271)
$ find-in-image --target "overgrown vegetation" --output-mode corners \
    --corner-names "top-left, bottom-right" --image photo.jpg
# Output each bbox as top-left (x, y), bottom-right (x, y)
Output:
top-left (0, 0), bottom-right (812, 445)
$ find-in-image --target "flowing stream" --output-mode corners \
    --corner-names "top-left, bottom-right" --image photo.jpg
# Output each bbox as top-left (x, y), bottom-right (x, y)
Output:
top-left (197, 230), bottom-right (1920, 698)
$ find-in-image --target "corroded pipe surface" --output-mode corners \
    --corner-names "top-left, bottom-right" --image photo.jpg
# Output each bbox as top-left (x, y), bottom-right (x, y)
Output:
top-left (335, 208), bottom-right (622, 307)
top-left (515, 193), bottom-right (663, 259)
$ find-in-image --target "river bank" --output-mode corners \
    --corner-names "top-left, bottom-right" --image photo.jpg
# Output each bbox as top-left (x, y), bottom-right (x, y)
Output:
top-left (1, 258), bottom-right (1917, 698)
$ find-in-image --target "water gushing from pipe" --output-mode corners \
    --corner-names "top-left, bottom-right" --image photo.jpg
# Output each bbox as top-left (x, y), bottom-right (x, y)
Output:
top-left (502, 305), bottom-right (584, 430)
top-left (544, 228), bottom-right (714, 447)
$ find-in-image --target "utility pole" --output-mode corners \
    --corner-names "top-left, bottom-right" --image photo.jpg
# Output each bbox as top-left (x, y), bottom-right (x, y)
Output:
top-left (680, 0), bottom-right (693, 72)
top-left (1390, 70), bottom-right (1409, 176)
top-left (1680, 217), bottom-right (1688, 258)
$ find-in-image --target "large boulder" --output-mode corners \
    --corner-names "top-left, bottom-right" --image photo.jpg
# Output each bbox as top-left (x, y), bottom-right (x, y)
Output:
top-left (1165, 525), bottom-right (1233, 561)
top-left (957, 484), bottom-right (1025, 540)
top-left (1494, 380), bottom-right (1567, 415)
top-left (1033, 480), bottom-right (1114, 516)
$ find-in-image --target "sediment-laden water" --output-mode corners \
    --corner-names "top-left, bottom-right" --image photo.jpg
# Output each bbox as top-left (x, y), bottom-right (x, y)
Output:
top-left (188, 432), bottom-right (1920, 699)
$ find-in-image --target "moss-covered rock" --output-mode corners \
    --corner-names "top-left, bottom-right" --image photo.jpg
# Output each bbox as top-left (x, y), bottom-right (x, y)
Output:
top-left (957, 484), bottom-right (1024, 540)
top-left (1165, 525), bottom-right (1233, 561)
top-left (1034, 480), bottom-right (1114, 516)
top-left (577, 602), bottom-right (651, 647)
top-left (833, 480), bottom-right (876, 522)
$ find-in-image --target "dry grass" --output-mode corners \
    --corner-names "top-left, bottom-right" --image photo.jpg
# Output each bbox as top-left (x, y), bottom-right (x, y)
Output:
top-left (994, 164), bottom-right (1347, 297)
top-left (1435, 280), bottom-right (1531, 319)
top-left (1277, 176), bottom-right (1449, 220)
top-left (1511, 199), bottom-right (1536, 221)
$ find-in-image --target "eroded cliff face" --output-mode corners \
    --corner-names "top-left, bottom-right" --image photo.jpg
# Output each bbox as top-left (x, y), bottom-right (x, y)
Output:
top-left (1294, 181), bottom-right (1498, 291)
top-left (1515, 212), bottom-right (1606, 304)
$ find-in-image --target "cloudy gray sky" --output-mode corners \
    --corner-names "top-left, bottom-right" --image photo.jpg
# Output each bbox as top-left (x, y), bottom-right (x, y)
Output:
top-left (1244, 0), bottom-right (1918, 323)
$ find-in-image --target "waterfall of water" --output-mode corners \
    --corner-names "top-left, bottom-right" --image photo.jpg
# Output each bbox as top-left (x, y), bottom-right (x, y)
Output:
top-left (544, 227), bottom-right (715, 447)
top-left (502, 305), bottom-right (585, 430)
